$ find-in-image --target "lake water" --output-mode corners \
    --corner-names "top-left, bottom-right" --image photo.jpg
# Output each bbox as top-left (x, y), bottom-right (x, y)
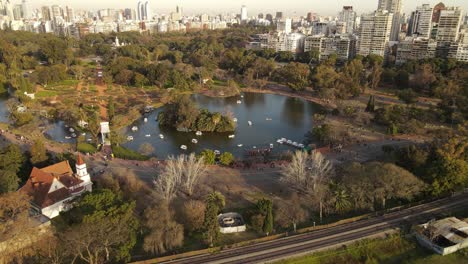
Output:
top-left (0, 92), bottom-right (322, 158)
top-left (123, 93), bottom-right (321, 158)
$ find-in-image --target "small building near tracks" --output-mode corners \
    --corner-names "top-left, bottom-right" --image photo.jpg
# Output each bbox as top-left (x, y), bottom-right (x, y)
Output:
top-left (218, 212), bottom-right (246, 234)
top-left (415, 217), bottom-right (468, 255)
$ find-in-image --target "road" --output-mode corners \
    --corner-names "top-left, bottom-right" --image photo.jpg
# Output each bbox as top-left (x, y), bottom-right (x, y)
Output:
top-left (153, 194), bottom-right (468, 264)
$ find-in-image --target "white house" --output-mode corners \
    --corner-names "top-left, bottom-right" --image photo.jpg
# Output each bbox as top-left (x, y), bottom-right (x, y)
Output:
top-left (19, 155), bottom-right (92, 219)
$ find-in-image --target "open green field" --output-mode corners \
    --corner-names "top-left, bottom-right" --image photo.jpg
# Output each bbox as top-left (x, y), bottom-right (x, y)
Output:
top-left (276, 234), bottom-right (468, 264)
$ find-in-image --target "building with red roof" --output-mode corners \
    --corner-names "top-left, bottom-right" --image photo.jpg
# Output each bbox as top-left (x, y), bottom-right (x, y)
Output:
top-left (18, 155), bottom-right (92, 219)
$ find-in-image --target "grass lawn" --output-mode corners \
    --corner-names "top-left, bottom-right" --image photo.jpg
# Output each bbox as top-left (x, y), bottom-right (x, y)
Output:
top-left (36, 90), bottom-right (59, 98)
top-left (276, 234), bottom-right (468, 264)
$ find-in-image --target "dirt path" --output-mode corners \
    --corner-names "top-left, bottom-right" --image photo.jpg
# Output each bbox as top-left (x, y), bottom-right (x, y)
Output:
top-left (96, 84), bottom-right (108, 120)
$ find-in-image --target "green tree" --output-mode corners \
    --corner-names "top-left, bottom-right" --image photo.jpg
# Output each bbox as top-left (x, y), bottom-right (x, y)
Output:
top-left (54, 189), bottom-right (139, 263)
top-left (256, 198), bottom-right (274, 235)
top-left (274, 62), bottom-right (310, 91)
top-left (398, 89), bottom-right (418, 105)
top-left (203, 191), bottom-right (225, 246)
top-left (0, 170), bottom-right (18, 194)
top-left (30, 139), bottom-right (48, 166)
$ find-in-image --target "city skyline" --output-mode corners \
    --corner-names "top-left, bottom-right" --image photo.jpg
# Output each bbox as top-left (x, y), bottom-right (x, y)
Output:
top-left (25, 0), bottom-right (468, 16)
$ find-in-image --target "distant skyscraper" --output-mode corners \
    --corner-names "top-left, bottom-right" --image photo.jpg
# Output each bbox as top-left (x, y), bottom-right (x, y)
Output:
top-left (1, 0), bottom-right (14, 20)
top-left (377, 0), bottom-right (403, 41)
top-left (51, 5), bottom-right (63, 20)
top-left (12, 4), bottom-right (22, 20)
top-left (65, 6), bottom-right (74, 22)
top-left (41, 6), bottom-right (51, 21)
top-left (338, 6), bottom-right (356, 34)
top-left (358, 10), bottom-right (393, 58)
top-left (408, 4), bottom-right (433, 38)
top-left (137, 1), bottom-right (152, 21)
top-left (21, 0), bottom-right (30, 19)
top-left (266, 13), bottom-right (273, 22)
top-left (276, 12), bottom-right (283, 20)
top-left (240, 5), bottom-right (248, 21)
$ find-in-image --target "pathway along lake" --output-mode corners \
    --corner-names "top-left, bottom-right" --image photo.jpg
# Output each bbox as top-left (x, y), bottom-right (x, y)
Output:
top-left (123, 93), bottom-right (322, 158)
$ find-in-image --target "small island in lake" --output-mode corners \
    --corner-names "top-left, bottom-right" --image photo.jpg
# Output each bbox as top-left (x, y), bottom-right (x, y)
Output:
top-left (158, 95), bottom-right (236, 133)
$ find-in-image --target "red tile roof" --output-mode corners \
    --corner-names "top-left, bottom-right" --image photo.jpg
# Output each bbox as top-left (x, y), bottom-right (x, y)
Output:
top-left (77, 154), bottom-right (85, 166)
top-left (19, 161), bottom-right (84, 208)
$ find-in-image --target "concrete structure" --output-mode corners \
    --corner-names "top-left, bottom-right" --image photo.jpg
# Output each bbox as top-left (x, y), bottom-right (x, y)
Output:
top-left (100, 121), bottom-right (111, 145)
top-left (415, 217), bottom-right (468, 255)
top-left (408, 4), bottom-right (433, 38)
top-left (266, 32), bottom-right (305, 53)
top-left (396, 37), bottom-right (436, 64)
top-left (18, 156), bottom-right (92, 219)
top-left (448, 43), bottom-right (468, 62)
top-left (304, 34), bottom-right (352, 62)
top-left (137, 1), bottom-right (151, 21)
top-left (432, 2), bottom-right (446, 23)
top-left (218, 213), bottom-right (246, 234)
top-left (357, 10), bottom-right (393, 59)
top-left (378, 0), bottom-right (402, 41)
top-left (338, 6), bottom-right (356, 34)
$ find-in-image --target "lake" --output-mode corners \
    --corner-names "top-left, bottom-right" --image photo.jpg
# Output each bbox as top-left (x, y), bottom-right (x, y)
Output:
top-left (123, 93), bottom-right (321, 158)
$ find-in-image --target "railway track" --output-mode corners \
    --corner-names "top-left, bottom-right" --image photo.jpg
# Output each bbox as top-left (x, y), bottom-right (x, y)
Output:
top-left (160, 194), bottom-right (468, 264)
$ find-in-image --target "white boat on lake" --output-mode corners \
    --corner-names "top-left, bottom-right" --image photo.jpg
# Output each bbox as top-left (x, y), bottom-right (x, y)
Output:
top-left (132, 126), bottom-right (138, 132)
top-left (180, 145), bottom-right (187, 150)
top-left (248, 121), bottom-right (253, 126)
top-left (144, 118), bottom-right (148, 123)
top-left (145, 134), bottom-right (151, 138)
top-left (159, 134), bottom-right (164, 139)
top-left (228, 135), bottom-right (235, 139)
top-left (127, 136), bottom-right (134, 141)
top-left (192, 139), bottom-right (198, 144)
top-left (233, 118), bottom-right (238, 122)
top-left (71, 133), bottom-right (77, 138)
top-left (270, 144), bottom-right (274, 148)
top-left (266, 118), bottom-right (272, 121)
top-left (237, 144), bottom-right (243, 147)
top-left (81, 132), bottom-right (86, 136)
top-left (65, 136), bottom-right (71, 139)
top-left (195, 131), bottom-right (202, 136)
top-left (69, 128), bottom-right (75, 133)
top-left (214, 150), bottom-right (221, 155)
top-left (236, 100), bottom-right (242, 104)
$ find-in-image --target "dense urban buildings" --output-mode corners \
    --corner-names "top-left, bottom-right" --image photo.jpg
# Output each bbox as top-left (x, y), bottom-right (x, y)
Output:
top-left (0, 1), bottom-right (466, 63)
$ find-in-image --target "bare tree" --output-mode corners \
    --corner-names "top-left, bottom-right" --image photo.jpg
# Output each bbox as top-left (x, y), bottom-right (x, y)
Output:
top-left (182, 200), bottom-right (206, 233)
top-left (182, 154), bottom-right (207, 196)
top-left (153, 155), bottom-right (184, 201)
top-left (275, 194), bottom-right (308, 232)
top-left (281, 151), bottom-right (333, 222)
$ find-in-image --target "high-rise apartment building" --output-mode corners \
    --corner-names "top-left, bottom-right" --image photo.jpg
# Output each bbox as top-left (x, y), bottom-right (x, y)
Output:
top-left (338, 6), bottom-right (356, 34)
top-left (240, 5), bottom-right (248, 21)
top-left (377, 0), bottom-right (402, 41)
top-left (276, 12), bottom-right (283, 20)
top-left (277, 18), bottom-right (292, 34)
top-left (435, 7), bottom-right (462, 58)
top-left (12, 4), bottom-right (22, 20)
top-left (137, 1), bottom-right (152, 21)
top-left (408, 4), bottom-right (433, 38)
top-left (358, 10), bottom-right (393, 58)
top-left (21, 0), bottom-right (30, 19)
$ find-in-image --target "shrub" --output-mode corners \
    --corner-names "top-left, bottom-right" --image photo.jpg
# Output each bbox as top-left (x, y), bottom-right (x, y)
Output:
top-left (219, 152), bottom-right (234, 166)
top-left (112, 145), bottom-right (149, 161)
top-left (199, 149), bottom-right (216, 165)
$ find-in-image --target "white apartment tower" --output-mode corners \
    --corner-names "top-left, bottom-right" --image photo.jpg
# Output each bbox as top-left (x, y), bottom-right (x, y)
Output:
top-left (137, 1), bottom-right (152, 21)
top-left (378, 0), bottom-right (402, 41)
top-left (408, 4), bottom-right (433, 38)
top-left (241, 5), bottom-right (248, 21)
top-left (277, 18), bottom-right (292, 34)
top-left (358, 10), bottom-right (393, 58)
top-left (338, 6), bottom-right (356, 34)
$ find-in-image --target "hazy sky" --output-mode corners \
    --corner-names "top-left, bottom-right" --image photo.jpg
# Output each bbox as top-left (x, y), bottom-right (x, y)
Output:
top-left (29, 0), bottom-right (468, 16)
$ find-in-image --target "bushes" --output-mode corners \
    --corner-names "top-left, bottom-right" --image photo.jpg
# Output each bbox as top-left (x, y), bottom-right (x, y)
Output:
top-left (77, 143), bottom-right (97, 154)
top-left (219, 152), bottom-right (234, 166)
top-left (112, 145), bottom-right (149, 161)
